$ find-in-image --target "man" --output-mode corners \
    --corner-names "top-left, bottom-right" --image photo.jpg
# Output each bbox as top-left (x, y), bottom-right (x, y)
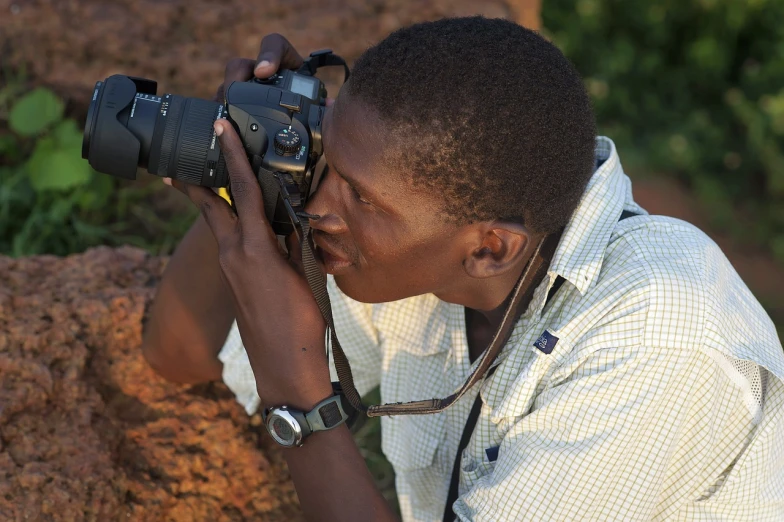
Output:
top-left (142, 17), bottom-right (784, 521)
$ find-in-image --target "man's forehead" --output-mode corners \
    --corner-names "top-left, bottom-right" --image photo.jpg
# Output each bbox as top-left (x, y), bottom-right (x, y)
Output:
top-left (322, 95), bottom-right (436, 214)
top-left (326, 94), bottom-right (386, 149)
top-left (323, 96), bottom-right (389, 180)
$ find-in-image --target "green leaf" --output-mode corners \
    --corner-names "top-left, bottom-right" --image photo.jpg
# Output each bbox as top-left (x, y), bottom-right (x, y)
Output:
top-left (0, 133), bottom-right (17, 152)
top-left (72, 217), bottom-right (110, 241)
top-left (26, 136), bottom-right (92, 192)
top-left (772, 235), bottom-right (784, 265)
top-left (0, 133), bottom-right (24, 164)
top-left (51, 119), bottom-right (84, 149)
top-left (9, 88), bottom-right (64, 136)
top-left (75, 172), bottom-right (113, 211)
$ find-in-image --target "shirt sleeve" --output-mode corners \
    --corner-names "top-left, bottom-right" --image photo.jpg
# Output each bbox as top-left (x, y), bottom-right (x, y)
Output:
top-left (218, 275), bottom-right (382, 415)
top-left (453, 346), bottom-right (756, 521)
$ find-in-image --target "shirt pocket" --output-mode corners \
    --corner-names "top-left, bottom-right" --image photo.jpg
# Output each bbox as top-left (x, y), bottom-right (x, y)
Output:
top-left (381, 406), bottom-right (446, 472)
top-left (379, 346), bottom-right (450, 472)
top-left (460, 447), bottom-right (497, 492)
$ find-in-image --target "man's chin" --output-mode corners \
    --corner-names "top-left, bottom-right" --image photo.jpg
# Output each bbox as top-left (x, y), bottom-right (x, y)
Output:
top-left (331, 273), bottom-right (411, 305)
top-left (332, 273), bottom-right (369, 302)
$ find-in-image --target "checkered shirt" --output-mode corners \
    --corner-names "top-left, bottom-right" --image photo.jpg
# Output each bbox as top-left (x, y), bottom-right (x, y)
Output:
top-left (218, 137), bottom-right (784, 521)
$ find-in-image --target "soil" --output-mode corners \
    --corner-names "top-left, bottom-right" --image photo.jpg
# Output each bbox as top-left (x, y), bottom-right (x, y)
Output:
top-left (0, 247), bottom-right (303, 521)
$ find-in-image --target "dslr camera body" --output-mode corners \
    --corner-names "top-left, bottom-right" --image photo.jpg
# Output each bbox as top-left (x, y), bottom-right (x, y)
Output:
top-left (82, 50), bottom-right (347, 235)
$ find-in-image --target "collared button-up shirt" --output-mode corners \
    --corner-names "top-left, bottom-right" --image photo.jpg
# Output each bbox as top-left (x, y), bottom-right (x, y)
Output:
top-left (218, 137), bottom-right (784, 521)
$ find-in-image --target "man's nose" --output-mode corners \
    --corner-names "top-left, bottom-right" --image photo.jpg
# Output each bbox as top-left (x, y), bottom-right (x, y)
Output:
top-left (304, 178), bottom-right (348, 235)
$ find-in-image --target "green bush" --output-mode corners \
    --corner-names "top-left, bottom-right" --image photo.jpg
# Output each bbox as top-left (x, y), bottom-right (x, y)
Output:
top-left (0, 83), bottom-right (196, 257)
top-left (543, 0), bottom-right (784, 261)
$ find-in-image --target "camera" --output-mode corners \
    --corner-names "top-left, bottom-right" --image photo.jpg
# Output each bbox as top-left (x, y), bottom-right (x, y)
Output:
top-left (81, 50), bottom-right (348, 235)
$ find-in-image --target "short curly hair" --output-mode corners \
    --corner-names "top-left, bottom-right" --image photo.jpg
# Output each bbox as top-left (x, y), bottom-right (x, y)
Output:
top-left (345, 16), bottom-right (597, 234)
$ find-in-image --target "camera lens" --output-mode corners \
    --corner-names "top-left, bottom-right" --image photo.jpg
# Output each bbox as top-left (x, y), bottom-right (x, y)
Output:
top-left (82, 75), bottom-right (228, 187)
top-left (82, 81), bottom-right (102, 160)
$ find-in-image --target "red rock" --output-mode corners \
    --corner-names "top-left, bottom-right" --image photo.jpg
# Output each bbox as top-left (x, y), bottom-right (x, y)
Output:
top-left (0, 247), bottom-right (303, 520)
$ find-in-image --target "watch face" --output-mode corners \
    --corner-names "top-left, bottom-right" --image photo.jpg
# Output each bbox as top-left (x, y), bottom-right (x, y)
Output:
top-left (271, 417), bottom-right (294, 441)
top-left (266, 409), bottom-right (302, 447)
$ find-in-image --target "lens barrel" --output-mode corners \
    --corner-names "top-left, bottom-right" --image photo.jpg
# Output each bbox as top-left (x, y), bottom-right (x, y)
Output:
top-left (146, 94), bottom-right (228, 186)
top-left (82, 75), bottom-right (228, 187)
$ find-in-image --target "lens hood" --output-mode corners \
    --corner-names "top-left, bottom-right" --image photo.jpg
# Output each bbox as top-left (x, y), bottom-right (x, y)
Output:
top-left (83, 75), bottom-right (157, 180)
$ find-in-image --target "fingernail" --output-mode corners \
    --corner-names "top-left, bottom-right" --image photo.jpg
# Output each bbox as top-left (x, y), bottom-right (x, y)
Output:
top-left (214, 121), bottom-right (224, 136)
top-left (163, 177), bottom-right (172, 186)
top-left (256, 60), bottom-right (271, 70)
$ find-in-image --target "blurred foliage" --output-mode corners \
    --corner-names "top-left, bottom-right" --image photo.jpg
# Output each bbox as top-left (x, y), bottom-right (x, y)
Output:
top-left (0, 76), bottom-right (197, 257)
top-left (543, 0), bottom-right (784, 262)
top-left (354, 387), bottom-right (399, 514)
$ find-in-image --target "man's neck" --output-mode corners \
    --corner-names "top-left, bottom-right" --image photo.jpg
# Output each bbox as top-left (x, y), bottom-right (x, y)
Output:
top-left (464, 230), bottom-right (563, 362)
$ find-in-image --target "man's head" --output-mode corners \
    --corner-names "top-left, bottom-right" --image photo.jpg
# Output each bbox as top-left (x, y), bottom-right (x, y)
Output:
top-left (306, 16), bottom-right (596, 308)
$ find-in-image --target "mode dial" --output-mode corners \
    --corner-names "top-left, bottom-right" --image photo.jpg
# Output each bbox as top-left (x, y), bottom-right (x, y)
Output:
top-left (274, 128), bottom-right (301, 156)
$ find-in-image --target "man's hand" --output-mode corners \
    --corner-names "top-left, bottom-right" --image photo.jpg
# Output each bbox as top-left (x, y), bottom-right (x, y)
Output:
top-left (212, 33), bottom-right (304, 103)
top-left (164, 36), bottom-right (397, 521)
top-left (166, 34), bottom-right (333, 412)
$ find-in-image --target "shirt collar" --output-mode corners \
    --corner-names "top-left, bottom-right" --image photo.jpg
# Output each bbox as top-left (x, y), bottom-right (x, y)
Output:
top-left (547, 137), bottom-right (629, 296)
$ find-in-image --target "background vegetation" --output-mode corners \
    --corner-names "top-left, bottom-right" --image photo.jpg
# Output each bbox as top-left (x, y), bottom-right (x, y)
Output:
top-left (0, 72), bottom-right (197, 257)
top-left (543, 0), bottom-right (784, 262)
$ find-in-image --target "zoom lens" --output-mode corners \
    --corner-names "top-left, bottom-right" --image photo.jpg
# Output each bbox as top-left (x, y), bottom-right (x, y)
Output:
top-left (82, 75), bottom-right (228, 187)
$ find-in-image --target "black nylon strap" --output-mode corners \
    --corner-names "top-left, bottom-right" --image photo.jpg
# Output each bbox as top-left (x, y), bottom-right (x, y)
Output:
top-left (441, 366), bottom-right (498, 522)
top-left (441, 261), bottom-right (567, 521)
top-left (440, 208), bottom-right (640, 520)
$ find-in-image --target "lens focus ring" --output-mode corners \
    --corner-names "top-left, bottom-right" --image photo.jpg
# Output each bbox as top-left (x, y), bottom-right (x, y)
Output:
top-left (157, 96), bottom-right (184, 178)
top-left (174, 98), bottom-right (219, 185)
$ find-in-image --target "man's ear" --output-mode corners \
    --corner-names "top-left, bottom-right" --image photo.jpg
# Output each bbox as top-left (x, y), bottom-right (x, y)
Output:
top-left (463, 222), bottom-right (531, 279)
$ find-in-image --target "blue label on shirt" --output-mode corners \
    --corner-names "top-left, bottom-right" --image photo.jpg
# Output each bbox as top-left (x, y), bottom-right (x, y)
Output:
top-left (485, 445), bottom-right (500, 462)
top-left (533, 330), bottom-right (559, 354)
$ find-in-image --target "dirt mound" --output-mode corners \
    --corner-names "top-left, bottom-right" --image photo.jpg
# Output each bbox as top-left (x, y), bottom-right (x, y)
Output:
top-left (1, 0), bottom-right (510, 122)
top-left (0, 247), bottom-right (303, 521)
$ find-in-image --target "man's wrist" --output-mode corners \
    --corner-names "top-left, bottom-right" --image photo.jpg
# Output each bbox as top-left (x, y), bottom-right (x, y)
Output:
top-left (262, 385), bottom-right (354, 448)
top-left (246, 333), bottom-right (332, 411)
top-left (259, 379), bottom-right (334, 413)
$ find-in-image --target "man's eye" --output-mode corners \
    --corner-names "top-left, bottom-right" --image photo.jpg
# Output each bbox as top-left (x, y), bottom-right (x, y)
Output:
top-left (350, 185), bottom-right (371, 206)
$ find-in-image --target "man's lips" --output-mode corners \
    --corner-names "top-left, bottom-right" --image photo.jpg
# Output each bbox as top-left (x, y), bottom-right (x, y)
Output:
top-left (312, 235), bottom-right (354, 273)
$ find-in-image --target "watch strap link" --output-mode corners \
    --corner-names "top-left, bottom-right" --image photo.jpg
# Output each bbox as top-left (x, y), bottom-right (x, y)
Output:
top-left (262, 385), bottom-right (354, 447)
top-left (305, 392), bottom-right (351, 432)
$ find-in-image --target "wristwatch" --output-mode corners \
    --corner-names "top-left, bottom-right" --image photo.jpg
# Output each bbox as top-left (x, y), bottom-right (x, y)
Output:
top-left (262, 385), bottom-right (356, 447)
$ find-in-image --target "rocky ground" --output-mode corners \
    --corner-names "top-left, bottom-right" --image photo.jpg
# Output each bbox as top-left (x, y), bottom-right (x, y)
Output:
top-left (0, 0), bottom-right (513, 122)
top-left (0, 247), bottom-right (303, 521)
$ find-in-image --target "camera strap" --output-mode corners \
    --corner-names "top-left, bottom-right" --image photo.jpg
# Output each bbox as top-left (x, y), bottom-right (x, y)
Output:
top-left (298, 49), bottom-right (351, 83)
top-left (291, 204), bottom-right (551, 418)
